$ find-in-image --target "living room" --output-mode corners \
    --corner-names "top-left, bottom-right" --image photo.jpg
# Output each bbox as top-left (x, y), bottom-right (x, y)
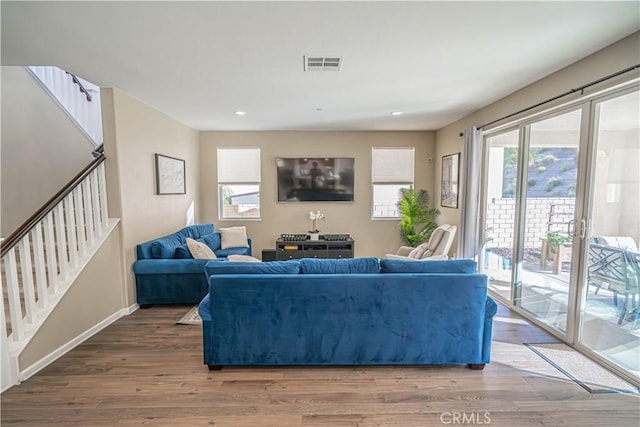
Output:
top-left (1, 1), bottom-right (639, 425)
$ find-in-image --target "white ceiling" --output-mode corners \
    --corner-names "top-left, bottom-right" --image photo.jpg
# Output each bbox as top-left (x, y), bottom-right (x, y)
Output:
top-left (2, 1), bottom-right (639, 131)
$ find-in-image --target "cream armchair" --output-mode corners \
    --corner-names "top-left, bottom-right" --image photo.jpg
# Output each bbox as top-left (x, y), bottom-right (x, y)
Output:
top-left (385, 224), bottom-right (457, 261)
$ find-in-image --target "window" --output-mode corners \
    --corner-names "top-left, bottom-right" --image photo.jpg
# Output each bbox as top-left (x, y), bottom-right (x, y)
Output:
top-left (217, 148), bottom-right (261, 219)
top-left (371, 147), bottom-right (414, 218)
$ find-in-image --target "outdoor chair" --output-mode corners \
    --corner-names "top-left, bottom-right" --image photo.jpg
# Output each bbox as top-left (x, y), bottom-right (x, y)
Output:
top-left (587, 237), bottom-right (640, 324)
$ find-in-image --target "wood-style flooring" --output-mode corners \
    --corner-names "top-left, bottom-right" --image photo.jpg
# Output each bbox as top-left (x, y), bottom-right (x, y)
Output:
top-left (1, 303), bottom-right (639, 426)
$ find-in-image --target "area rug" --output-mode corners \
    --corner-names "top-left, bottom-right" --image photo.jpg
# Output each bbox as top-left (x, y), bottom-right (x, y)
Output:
top-left (176, 305), bottom-right (202, 325)
top-left (525, 342), bottom-right (639, 394)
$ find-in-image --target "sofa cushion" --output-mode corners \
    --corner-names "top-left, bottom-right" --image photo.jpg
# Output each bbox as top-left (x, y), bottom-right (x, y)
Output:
top-left (380, 258), bottom-right (477, 274)
top-left (148, 224), bottom-right (216, 259)
top-left (228, 254), bottom-right (261, 262)
top-left (220, 226), bottom-right (249, 249)
top-left (204, 260), bottom-right (300, 276)
top-left (151, 236), bottom-right (185, 259)
top-left (200, 232), bottom-right (222, 251)
top-left (408, 242), bottom-right (429, 259)
top-left (214, 246), bottom-right (252, 258)
top-left (133, 258), bottom-right (212, 275)
top-left (185, 223), bottom-right (216, 239)
top-left (299, 257), bottom-right (380, 274)
top-left (174, 244), bottom-right (193, 259)
top-left (593, 236), bottom-right (638, 252)
top-left (186, 238), bottom-right (217, 259)
top-left (426, 227), bottom-right (446, 251)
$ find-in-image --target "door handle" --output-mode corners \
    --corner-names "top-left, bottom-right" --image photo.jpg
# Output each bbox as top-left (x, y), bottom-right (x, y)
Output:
top-left (567, 219), bottom-right (576, 237)
top-left (579, 219), bottom-right (586, 239)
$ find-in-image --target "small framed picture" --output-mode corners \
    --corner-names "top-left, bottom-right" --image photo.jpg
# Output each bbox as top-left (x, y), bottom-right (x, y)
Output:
top-left (441, 153), bottom-right (460, 208)
top-left (155, 153), bottom-right (186, 195)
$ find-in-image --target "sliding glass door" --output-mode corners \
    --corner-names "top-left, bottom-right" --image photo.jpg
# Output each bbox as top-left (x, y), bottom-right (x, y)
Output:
top-left (515, 110), bottom-right (582, 334)
top-left (481, 109), bottom-right (582, 335)
top-left (481, 84), bottom-right (640, 384)
top-left (578, 88), bottom-right (640, 380)
top-left (481, 130), bottom-right (520, 302)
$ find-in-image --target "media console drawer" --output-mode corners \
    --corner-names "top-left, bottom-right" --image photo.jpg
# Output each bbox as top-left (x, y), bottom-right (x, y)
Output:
top-left (330, 250), bottom-right (353, 259)
top-left (278, 250), bottom-right (306, 260)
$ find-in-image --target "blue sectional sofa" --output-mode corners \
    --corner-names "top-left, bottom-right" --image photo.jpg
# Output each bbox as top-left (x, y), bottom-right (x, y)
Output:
top-left (133, 224), bottom-right (252, 306)
top-left (198, 257), bottom-right (497, 370)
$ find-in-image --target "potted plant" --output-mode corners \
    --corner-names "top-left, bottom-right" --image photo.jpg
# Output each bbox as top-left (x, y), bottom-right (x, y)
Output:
top-left (308, 210), bottom-right (325, 240)
top-left (397, 188), bottom-right (440, 246)
top-left (546, 231), bottom-right (570, 253)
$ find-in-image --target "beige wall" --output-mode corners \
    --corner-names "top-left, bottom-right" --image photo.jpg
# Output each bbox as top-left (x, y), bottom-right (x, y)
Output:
top-left (1, 66), bottom-right (95, 236)
top-left (101, 89), bottom-right (200, 306)
top-left (199, 132), bottom-right (436, 258)
top-left (435, 32), bottom-right (640, 255)
top-left (19, 226), bottom-right (124, 369)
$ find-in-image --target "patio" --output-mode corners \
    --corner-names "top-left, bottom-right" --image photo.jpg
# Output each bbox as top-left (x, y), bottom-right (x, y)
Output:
top-left (484, 248), bottom-right (640, 379)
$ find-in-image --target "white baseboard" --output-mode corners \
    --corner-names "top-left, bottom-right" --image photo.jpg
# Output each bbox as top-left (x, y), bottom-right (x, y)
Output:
top-left (124, 303), bottom-right (139, 315)
top-left (19, 306), bottom-right (133, 382)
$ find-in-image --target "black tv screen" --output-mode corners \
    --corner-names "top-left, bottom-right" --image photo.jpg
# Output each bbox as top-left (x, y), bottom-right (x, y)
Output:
top-left (276, 157), bottom-right (355, 202)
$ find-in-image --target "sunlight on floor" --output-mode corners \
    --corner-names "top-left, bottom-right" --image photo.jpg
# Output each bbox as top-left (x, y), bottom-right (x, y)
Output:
top-left (487, 262), bottom-right (640, 381)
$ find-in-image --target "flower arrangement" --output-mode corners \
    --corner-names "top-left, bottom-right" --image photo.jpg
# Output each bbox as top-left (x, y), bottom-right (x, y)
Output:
top-left (308, 210), bottom-right (325, 233)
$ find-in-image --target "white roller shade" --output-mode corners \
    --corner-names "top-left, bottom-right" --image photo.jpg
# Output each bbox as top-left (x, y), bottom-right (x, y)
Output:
top-left (217, 148), bottom-right (261, 183)
top-left (372, 147), bottom-right (414, 183)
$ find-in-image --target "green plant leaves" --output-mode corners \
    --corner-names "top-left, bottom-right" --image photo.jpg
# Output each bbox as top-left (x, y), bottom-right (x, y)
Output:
top-left (397, 188), bottom-right (440, 247)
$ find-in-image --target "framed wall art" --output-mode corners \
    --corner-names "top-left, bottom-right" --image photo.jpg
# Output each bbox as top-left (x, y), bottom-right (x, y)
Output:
top-left (441, 152), bottom-right (460, 208)
top-left (155, 153), bottom-right (186, 195)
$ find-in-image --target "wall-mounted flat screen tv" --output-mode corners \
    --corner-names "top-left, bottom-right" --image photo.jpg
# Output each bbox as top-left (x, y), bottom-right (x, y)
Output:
top-left (276, 157), bottom-right (355, 202)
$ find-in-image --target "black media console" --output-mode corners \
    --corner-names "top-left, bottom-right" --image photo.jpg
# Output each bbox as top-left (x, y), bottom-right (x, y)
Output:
top-left (272, 236), bottom-right (354, 260)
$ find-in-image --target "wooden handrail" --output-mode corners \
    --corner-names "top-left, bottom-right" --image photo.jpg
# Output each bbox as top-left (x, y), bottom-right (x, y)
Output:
top-left (1, 146), bottom-right (106, 257)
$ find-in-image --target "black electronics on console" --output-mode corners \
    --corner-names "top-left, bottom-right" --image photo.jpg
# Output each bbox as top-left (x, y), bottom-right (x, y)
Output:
top-left (322, 234), bottom-right (351, 241)
top-left (280, 233), bottom-right (309, 242)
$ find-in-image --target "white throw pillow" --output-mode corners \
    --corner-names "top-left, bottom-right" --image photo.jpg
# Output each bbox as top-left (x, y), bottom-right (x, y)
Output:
top-left (228, 254), bottom-right (261, 263)
top-left (219, 226), bottom-right (250, 249)
top-left (186, 238), bottom-right (217, 259)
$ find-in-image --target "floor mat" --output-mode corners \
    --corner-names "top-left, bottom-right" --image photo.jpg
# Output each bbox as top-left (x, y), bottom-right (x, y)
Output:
top-left (176, 305), bottom-right (202, 325)
top-left (525, 342), bottom-right (639, 394)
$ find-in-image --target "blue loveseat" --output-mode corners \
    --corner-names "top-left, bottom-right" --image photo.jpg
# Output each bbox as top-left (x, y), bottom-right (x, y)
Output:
top-left (133, 224), bottom-right (252, 306)
top-left (198, 257), bottom-right (497, 370)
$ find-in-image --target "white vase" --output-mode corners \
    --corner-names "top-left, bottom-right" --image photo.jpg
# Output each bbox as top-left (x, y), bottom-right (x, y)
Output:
top-left (309, 232), bottom-right (320, 241)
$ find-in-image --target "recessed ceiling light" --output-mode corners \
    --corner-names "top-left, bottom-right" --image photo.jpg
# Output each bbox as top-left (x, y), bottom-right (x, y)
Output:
top-left (234, 111), bottom-right (246, 116)
top-left (391, 111), bottom-right (403, 116)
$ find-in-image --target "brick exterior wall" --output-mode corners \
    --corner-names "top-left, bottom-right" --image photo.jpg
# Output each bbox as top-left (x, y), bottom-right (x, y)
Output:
top-left (486, 197), bottom-right (574, 249)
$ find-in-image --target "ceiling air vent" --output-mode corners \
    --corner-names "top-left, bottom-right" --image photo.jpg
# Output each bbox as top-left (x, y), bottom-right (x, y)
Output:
top-left (304, 56), bottom-right (343, 72)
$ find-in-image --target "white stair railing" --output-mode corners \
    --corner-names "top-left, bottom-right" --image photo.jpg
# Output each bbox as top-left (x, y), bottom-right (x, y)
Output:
top-left (1, 153), bottom-right (110, 379)
top-left (27, 66), bottom-right (103, 146)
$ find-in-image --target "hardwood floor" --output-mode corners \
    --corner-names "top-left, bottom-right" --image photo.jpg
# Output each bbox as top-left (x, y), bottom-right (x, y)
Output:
top-left (2, 303), bottom-right (639, 426)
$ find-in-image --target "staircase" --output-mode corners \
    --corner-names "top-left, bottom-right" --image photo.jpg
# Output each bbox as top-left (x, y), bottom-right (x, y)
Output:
top-left (1, 149), bottom-right (117, 389)
top-left (27, 66), bottom-right (103, 146)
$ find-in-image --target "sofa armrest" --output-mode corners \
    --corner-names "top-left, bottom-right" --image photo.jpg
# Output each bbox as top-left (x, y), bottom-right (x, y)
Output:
top-left (482, 296), bottom-right (498, 363)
